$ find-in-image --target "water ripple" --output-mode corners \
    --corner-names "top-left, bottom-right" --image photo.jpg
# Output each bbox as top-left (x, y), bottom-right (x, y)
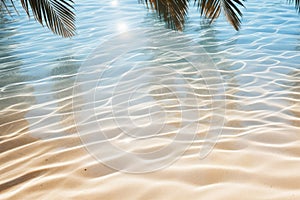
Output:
top-left (1, 0), bottom-right (300, 199)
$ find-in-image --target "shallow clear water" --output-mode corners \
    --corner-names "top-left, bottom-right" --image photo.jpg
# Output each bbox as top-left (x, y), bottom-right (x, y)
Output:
top-left (1, 0), bottom-right (300, 199)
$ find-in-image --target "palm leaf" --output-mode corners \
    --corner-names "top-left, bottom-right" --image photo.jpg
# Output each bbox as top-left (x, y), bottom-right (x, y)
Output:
top-left (196, 0), bottom-right (245, 30)
top-left (288, 0), bottom-right (300, 13)
top-left (20, 0), bottom-right (75, 37)
top-left (140, 0), bottom-right (244, 31)
top-left (0, 0), bottom-right (18, 15)
top-left (139, 0), bottom-right (189, 31)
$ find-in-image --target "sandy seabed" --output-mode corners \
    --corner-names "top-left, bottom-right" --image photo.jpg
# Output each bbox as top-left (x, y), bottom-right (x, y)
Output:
top-left (1, 0), bottom-right (300, 199)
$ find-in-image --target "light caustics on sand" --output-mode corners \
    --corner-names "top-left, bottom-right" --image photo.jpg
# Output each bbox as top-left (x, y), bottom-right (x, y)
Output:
top-left (1, 0), bottom-right (300, 199)
top-left (72, 28), bottom-right (226, 173)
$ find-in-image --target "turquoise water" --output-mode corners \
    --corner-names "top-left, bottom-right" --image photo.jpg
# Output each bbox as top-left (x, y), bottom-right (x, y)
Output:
top-left (1, 1), bottom-right (300, 199)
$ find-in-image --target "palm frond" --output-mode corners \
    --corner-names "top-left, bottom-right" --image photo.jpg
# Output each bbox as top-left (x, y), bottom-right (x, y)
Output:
top-left (0, 0), bottom-right (18, 16)
top-left (140, 0), bottom-right (244, 31)
top-left (288, 0), bottom-right (300, 13)
top-left (0, 0), bottom-right (9, 14)
top-left (20, 0), bottom-right (75, 37)
top-left (139, 0), bottom-right (189, 31)
top-left (197, 0), bottom-right (245, 30)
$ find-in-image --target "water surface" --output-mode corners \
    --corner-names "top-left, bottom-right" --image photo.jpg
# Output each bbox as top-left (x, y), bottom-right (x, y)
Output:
top-left (1, 0), bottom-right (300, 199)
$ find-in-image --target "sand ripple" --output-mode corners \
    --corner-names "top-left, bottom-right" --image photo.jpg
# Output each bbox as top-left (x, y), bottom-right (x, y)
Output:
top-left (1, 0), bottom-right (300, 199)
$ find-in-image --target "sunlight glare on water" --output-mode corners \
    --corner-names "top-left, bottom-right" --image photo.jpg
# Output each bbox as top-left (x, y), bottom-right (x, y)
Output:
top-left (0, 0), bottom-right (300, 199)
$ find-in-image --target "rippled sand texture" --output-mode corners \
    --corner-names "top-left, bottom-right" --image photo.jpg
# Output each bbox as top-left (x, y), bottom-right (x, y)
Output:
top-left (1, 0), bottom-right (300, 199)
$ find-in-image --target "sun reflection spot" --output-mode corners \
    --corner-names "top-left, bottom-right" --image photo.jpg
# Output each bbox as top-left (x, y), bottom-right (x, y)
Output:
top-left (117, 23), bottom-right (128, 32)
top-left (111, 1), bottom-right (118, 6)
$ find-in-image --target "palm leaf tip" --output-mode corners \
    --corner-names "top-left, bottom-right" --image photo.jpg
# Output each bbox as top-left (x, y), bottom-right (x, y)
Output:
top-left (288, 0), bottom-right (300, 13)
top-left (0, 0), bottom-right (17, 15)
top-left (197, 0), bottom-right (245, 31)
top-left (21, 0), bottom-right (76, 37)
top-left (140, 0), bottom-right (189, 31)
